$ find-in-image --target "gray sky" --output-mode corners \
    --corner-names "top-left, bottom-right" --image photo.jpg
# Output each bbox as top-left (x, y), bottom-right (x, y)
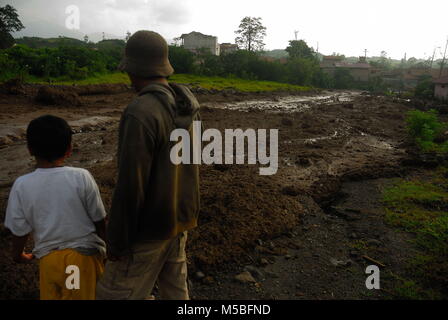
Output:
top-left (4, 0), bottom-right (448, 59)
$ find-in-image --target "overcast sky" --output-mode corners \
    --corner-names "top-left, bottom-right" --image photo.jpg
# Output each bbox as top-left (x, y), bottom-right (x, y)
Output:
top-left (3, 0), bottom-right (448, 59)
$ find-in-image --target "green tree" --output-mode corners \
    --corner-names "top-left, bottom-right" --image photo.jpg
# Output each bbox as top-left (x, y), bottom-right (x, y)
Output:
top-left (333, 69), bottom-right (355, 89)
top-left (169, 45), bottom-right (196, 74)
top-left (286, 40), bottom-right (315, 60)
top-left (235, 17), bottom-right (267, 52)
top-left (0, 4), bottom-right (24, 49)
top-left (414, 75), bottom-right (435, 99)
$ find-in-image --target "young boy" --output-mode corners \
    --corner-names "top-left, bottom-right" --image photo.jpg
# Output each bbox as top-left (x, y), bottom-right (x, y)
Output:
top-left (4, 115), bottom-right (107, 300)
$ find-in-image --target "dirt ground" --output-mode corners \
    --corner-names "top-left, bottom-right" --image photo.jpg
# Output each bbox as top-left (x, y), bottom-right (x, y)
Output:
top-left (0, 83), bottom-right (432, 299)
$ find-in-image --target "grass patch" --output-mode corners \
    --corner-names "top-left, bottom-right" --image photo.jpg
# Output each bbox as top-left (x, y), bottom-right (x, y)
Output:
top-left (387, 272), bottom-right (442, 300)
top-left (26, 72), bottom-right (313, 93)
top-left (382, 169), bottom-right (448, 299)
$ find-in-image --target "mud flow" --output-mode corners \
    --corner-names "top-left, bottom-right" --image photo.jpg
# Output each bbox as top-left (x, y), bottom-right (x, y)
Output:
top-left (0, 86), bottom-right (417, 299)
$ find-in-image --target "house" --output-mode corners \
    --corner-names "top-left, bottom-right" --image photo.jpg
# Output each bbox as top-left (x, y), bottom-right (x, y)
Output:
top-left (180, 31), bottom-right (220, 55)
top-left (220, 43), bottom-right (238, 55)
top-left (320, 56), bottom-right (371, 82)
top-left (434, 76), bottom-right (448, 101)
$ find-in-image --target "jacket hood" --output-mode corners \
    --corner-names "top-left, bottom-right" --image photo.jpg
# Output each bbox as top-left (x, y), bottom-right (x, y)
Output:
top-left (139, 82), bottom-right (200, 129)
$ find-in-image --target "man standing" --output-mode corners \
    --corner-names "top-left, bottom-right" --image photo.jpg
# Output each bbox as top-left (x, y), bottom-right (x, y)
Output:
top-left (96, 31), bottom-right (200, 300)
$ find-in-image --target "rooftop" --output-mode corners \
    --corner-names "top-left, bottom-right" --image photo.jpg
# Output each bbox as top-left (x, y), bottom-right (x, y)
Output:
top-left (434, 76), bottom-right (448, 84)
top-left (181, 31), bottom-right (217, 39)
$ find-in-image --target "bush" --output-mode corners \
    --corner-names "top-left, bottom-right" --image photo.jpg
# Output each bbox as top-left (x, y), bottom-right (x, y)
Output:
top-left (406, 109), bottom-right (448, 152)
top-left (414, 75), bottom-right (434, 99)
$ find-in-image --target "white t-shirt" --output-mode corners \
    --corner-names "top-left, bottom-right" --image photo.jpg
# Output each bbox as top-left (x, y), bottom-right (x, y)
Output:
top-left (5, 167), bottom-right (107, 259)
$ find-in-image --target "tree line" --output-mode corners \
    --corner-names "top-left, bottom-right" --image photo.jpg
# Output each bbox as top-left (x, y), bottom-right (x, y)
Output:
top-left (0, 39), bottom-right (340, 88)
top-left (0, 6), bottom-right (356, 89)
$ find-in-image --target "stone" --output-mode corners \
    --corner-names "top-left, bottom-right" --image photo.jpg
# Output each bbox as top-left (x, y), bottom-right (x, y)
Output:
top-left (194, 271), bottom-right (205, 280)
top-left (330, 258), bottom-right (352, 267)
top-left (260, 258), bottom-right (269, 266)
top-left (367, 239), bottom-right (382, 247)
top-left (244, 265), bottom-right (264, 280)
top-left (234, 271), bottom-right (256, 284)
top-left (202, 276), bottom-right (214, 285)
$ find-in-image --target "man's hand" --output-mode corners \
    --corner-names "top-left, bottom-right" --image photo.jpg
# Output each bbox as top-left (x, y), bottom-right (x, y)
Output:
top-left (13, 252), bottom-right (34, 264)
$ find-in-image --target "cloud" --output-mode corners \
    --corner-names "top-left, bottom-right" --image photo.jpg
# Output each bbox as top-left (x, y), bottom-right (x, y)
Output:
top-left (7, 0), bottom-right (192, 37)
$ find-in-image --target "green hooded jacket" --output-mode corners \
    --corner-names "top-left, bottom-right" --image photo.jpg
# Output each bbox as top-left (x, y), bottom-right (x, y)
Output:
top-left (107, 82), bottom-right (200, 256)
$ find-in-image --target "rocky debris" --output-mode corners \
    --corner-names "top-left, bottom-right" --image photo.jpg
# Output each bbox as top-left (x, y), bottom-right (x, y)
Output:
top-left (349, 250), bottom-right (360, 258)
top-left (296, 157), bottom-right (312, 167)
top-left (69, 116), bottom-right (116, 134)
top-left (234, 271), bottom-right (257, 284)
top-left (0, 127), bottom-right (26, 148)
top-left (281, 118), bottom-right (293, 126)
top-left (0, 78), bottom-right (25, 95)
top-left (255, 245), bottom-right (275, 255)
top-left (202, 276), bottom-right (215, 285)
top-left (328, 206), bottom-right (362, 221)
top-left (329, 258), bottom-right (352, 267)
top-left (366, 239), bottom-right (382, 247)
top-left (35, 86), bottom-right (82, 106)
top-left (244, 265), bottom-right (264, 281)
top-left (194, 271), bottom-right (205, 281)
top-left (281, 185), bottom-right (301, 196)
top-left (56, 84), bottom-right (130, 96)
top-left (259, 258), bottom-right (269, 266)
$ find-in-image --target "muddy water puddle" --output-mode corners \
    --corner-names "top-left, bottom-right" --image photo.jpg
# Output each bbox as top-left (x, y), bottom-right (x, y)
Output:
top-left (219, 91), bottom-right (363, 112)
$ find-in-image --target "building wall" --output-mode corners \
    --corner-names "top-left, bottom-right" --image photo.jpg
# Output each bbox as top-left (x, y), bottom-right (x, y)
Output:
top-left (182, 33), bottom-right (219, 55)
top-left (220, 44), bottom-right (238, 55)
top-left (349, 68), bottom-right (370, 82)
top-left (321, 67), bottom-right (370, 82)
top-left (435, 84), bottom-right (448, 101)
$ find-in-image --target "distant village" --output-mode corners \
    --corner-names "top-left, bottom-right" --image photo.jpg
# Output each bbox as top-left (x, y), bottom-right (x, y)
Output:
top-left (179, 31), bottom-right (448, 101)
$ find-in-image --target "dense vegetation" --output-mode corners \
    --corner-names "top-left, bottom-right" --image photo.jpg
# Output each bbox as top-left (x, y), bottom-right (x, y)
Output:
top-left (0, 36), bottom-right (341, 89)
top-left (406, 109), bottom-right (448, 152)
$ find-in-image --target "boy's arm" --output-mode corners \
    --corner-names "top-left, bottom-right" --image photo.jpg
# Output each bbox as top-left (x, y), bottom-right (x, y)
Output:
top-left (11, 234), bottom-right (34, 263)
top-left (5, 182), bottom-right (34, 263)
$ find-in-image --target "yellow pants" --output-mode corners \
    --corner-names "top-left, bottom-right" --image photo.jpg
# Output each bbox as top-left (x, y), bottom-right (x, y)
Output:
top-left (39, 248), bottom-right (104, 300)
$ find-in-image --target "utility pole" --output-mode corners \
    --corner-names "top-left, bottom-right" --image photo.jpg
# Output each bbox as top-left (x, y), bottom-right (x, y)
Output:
top-left (364, 49), bottom-right (368, 59)
top-left (439, 37), bottom-right (448, 78)
top-left (294, 30), bottom-right (299, 41)
top-left (429, 47), bottom-right (439, 70)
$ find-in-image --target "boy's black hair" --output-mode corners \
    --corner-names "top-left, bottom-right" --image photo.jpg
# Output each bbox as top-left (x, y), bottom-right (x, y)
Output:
top-left (26, 115), bottom-right (73, 162)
